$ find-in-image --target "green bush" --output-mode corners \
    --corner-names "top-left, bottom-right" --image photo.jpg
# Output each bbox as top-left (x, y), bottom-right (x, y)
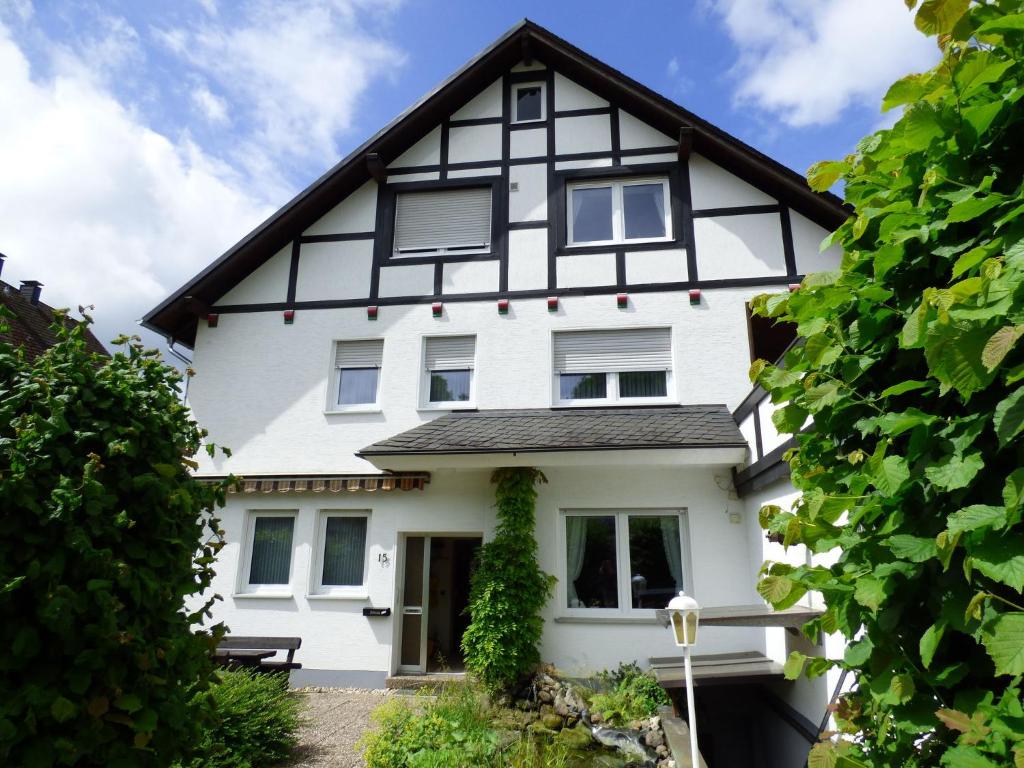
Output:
top-left (0, 314), bottom-right (232, 767)
top-left (178, 670), bottom-right (300, 768)
top-left (462, 468), bottom-right (555, 694)
top-left (588, 663), bottom-right (669, 726)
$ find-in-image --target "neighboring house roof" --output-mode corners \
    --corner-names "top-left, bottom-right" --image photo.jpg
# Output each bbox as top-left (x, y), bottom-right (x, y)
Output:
top-left (0, 281), bottom-right (108, 359)
top-left (143, 19), bottom-right (848, 348)
top-left (358, 405), bottom-right (746, 456)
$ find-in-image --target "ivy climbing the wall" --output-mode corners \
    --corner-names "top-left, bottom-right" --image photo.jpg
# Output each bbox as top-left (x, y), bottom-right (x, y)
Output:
top-left (462, 468), bottom-right (556, 694)
top-left (752, 2), bottom-right (1024, 765)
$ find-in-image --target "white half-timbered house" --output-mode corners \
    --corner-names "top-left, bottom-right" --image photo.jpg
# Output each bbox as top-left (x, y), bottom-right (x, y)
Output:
top-left (144, 21), bottom-right (847, 765)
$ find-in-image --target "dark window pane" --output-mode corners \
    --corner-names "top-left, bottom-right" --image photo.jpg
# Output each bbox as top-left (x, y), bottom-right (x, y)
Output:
top-left (338, 368), bottom-right (379, 405)
top-left (628, 515), bottom-right (684, 609)
top-left (429, 370), bottom-right (471, 402)
top-left (566, 516), bottom-right (618, 609)
top-left (623, 183), bottom-right (666, 239)
top-left (249, 517), bottom-right (294, 585)
top-left (516, 86), bottom-right (542, 121)
top-left (619, 371), bottom-right (667, 398)
top-left (559, 373), bottom-right (608, 400)
top-left (571, 186), bottom-right (613, 243)
top-left (321, 517), bottom-right (367, 586)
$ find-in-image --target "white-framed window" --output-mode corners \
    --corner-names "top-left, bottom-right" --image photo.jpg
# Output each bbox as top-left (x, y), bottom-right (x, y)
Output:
top-left (239, 511), bottom-right (297, 596)
top-left (567, 177), bottom-right (671, 247)
top-left (422, 335), bottom-right (476, 408)
top-left (560, 509), bottom-right (689, 617)
top-left (393, 187), bottom-right (492, 257)
top-left (512, 82), bottom-right (545, 123)
top-left (552, 328), bottom-right (673, 406)
top-left (330, 339), bottom-right (384, 411)
top-left (310, 510), bottom-right (370, 597)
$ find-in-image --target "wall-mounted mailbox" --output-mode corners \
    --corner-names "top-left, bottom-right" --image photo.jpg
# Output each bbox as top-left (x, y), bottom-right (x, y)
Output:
top-left (362, 607), bottom-right (391, 617)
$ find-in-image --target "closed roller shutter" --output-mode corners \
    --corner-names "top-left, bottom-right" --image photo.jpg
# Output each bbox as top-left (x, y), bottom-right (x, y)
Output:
top-left (424, 335), bottom-right (476, 370)
top-left (335, 339), bottom-right (384, 368)
top-left (553, 328), bottom-right (672, 373)
top-left (394, 187), bottom-right (492, 253)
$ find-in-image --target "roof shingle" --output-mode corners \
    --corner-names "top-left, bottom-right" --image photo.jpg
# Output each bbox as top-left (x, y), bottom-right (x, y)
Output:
top-left (0, 283), bottom-right (108, 360)
top-left (358, 405), bottom-right (745, 456)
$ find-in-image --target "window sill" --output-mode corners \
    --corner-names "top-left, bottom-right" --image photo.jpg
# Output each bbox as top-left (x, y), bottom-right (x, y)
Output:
top-left (324, 407), bottom-right (382, 415)
top-left (307, 593), bottom-right (370, 601)
top-left (233, 591), bottom-right (294, 600)
top-left (553, 399), bottom-right (678, 408)
top-left (553, 614), bottom-right (661, 625)
top-left (555, 240), bottom-right (682, 257)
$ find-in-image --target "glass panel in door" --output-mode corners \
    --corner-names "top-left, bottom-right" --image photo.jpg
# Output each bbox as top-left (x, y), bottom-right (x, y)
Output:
top-left (399, 536), bottom-right (427, 670)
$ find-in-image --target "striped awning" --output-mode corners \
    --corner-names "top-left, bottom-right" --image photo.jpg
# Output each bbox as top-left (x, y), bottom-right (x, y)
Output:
top-left (202, 473), bottom-right (430, 494)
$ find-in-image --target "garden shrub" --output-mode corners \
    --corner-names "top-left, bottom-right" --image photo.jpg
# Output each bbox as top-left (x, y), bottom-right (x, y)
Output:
top-left (0, 315), bottom-right (232, 767)
top-left (589, 663), bottom-right (669, 726)
top-left (462, 468), bottom-right (555, 694)
top-left (751, 1), bottom-right (1024, 765)
top-left (177, 669), bottom-right (300, 768)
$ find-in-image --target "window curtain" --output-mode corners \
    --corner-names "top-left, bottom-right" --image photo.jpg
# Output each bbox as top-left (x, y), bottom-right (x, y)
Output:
top-left (660, 516), bottom-right (684, 593)
top-left (321, 516), bottom-right (367, 586)
top-left (565, 516), bottom-right (589, 607)
top-left (618, 371), bottom-right (667, 398)
top-left (250, 517), bottom-right (294, 584)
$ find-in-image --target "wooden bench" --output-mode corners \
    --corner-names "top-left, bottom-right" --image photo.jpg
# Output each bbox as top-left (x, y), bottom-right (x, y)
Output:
top-left (215, 636), bottom-right (302, 671)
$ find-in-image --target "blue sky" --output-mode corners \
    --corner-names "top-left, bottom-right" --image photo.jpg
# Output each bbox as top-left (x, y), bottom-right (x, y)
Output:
top-left (0, 0), bottom-right (936, 349)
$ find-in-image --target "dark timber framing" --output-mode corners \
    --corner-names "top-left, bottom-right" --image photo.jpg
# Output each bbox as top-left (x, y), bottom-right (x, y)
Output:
top-left (144, 19), bottom-right (847, 347)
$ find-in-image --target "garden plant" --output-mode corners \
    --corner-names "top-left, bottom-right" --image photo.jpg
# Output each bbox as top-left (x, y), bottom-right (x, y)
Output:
top-left (752, 1), bottom-right (1024, 765)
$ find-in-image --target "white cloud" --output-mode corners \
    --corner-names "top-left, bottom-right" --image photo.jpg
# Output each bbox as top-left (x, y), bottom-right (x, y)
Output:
top-left (0, 21), bottom-right (272, 348)
top-left (708, 0), bottom-right (939, 127)
top-left (155, 0), bottom-right (406, 183)
top-left (667, 56), bottom-right (679, 77)
top-left (192, 83), bottom-right (230, 124)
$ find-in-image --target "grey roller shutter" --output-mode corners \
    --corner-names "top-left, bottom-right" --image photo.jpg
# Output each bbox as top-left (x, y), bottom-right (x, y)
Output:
top-left (335, 339), bottom-right (384, 368)
top-left (424, 336), bottom-right (476, 370)
top-left (553, 328), bottom-right (672, 373)
top-left (394, 187), bottom-right (492, 253)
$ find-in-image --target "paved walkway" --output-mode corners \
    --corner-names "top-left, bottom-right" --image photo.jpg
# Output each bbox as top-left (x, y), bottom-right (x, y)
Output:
top-left (285, 688), bottom-right (393, 768)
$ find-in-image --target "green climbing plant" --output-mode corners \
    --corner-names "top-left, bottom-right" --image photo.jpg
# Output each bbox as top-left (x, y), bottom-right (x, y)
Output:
top-left (0, 311), bottom-right (233, 767)
top-left (750, 2), bottom-right (1024, 765)
top-left (462, 468), bottom-right (555, 694)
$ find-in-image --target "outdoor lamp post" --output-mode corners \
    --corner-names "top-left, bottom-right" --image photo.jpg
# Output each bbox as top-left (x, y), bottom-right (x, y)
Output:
top-left (667, 591), bottom-right (701, 768)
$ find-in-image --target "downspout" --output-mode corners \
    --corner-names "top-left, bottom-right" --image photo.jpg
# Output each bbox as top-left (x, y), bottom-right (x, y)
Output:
top-left (165, 339), bottom-right (193, 405)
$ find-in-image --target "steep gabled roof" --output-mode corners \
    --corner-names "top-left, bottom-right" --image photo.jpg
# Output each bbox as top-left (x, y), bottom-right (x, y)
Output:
top-left (0, 282), bottom-right (108, 359)
top-left (144, 19), bottom-right (847, 347)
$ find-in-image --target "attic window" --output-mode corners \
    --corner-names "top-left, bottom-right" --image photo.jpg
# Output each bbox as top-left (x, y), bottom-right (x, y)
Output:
top-left (393, 187), bottom-right (492, 257)
top-left (513, 83), bottom-right (545, 123)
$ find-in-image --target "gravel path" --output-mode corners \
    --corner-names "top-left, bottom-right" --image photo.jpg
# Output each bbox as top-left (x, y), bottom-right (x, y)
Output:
top-left (285, 688), bottom-right (395, 768)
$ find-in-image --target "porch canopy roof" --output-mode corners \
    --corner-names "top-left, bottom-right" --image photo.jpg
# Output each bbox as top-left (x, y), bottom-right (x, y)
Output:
top-left (358, 405), bottom-right (747, 470)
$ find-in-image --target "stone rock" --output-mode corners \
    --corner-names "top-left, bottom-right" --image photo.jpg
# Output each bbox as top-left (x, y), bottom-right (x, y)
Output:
top-left (630, 720), bottom-right (643, 731)
top-left (554, 722), bottom-right (593, 750)
top-left (541, 713), bottom-right (565, 731)
top-left (590, 755), bottom-right (628, 768)
top-left (656, 744), bottom-right (669, 756)
top-left (650, 715), bottom-right (662, 730)
top-left (539, 689), bottom-right (554, 703)
top-left (526, 721), bottom-right (557, 739)
top-left (553, 692), bottom-right (569, 717)
top-left (645, 729), bottom-right (665, 748)
top-left (540, 704), bottom-right (554, 716)
top-left (538, 674), bottom-right (556, 686)
top-left (591, 711), bottom-right (603, 724)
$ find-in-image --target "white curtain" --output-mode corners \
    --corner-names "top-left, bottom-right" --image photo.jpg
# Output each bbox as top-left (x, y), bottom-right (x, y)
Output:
top-left (565, 516), bottom-right (588, 607)
top-left (660, 516), bottom-right (684, 593)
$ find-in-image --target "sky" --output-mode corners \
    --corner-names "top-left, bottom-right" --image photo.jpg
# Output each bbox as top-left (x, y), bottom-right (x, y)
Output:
top-left (0, 0), bottom-right (939, 354)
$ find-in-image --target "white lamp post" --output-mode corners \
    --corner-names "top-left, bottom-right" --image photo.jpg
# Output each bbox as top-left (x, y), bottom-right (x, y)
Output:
top-left (667, 591), bottom-right (701, 768)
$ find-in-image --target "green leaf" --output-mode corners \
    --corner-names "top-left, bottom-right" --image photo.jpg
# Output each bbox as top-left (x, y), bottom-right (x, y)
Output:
top-left (757, 575), bottom-right (794, 605)
top-left (948, 505), bottom-right (1008, 535)
top-left (925, 453), bottom-right (983, 490)
top-left (876, 408), bottom-right (937, 436)
top-left (845, 637), bottom-right (874, 666)
top-left (50, 697), bottom-right (77, 723)
top-left (920, 622), bottom-right (945, 668)
top-left (963, 100), bottom-right (1005, 138)
top-left (982, 613), bottom-right (1024, 675)
top-left (977, 13), bottom-right (1024, 34)
top-left (855, 577), bottom-right (887, 612)
top-left (879, 380), bottom-right (930, 397)
top-left (925, 323), bottom-right (996, 400)
top-left (1003, 469), bottom-right (1024, 511)
top-left (939, 746), bottom-right (999, 768)
top-left (946, 195), bottom-right (1004, 224)
top-left (889, 535), bottom-right (939, 562)
top-left (772, 403), bottom-right (809, 435)
top-left (882, 73), bottom-right (933, 112)
top-left (983, 325), bottom-right (1024, 371)
top-left (783, 651), bottom-right (807, 680)
top-left (807, 741), bottom-right (838, 768)
top-left (914, 0), bottom-right (970, 34)
top-left (807, 160), bottom-right (849, 192)
top-left (971, 538), bottom-right (1024, 591)
top-left (889, 673), bottom-right (915, 704)
top-left (952, 246), bottom-right (991, 278)
top-left (874, 455), bottom-right (910, 495)
top-left (804, 381), bottom-right (842, 411)
top-left (115, 694), bottom-right (143, 714)
top-left (993, 387), bottom-right (1024, 446)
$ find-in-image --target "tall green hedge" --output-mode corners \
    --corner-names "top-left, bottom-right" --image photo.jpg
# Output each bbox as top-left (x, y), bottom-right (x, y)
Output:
top-left (0, 313), bottom-right (232, 767)
top-left (752, 2), bottom-right (1024, 765)
top-left (462, 468), bottom-right (555, 694)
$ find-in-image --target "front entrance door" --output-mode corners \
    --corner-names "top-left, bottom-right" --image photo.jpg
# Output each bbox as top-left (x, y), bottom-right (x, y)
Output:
top-left (396, 535), bottom-right (481, 674)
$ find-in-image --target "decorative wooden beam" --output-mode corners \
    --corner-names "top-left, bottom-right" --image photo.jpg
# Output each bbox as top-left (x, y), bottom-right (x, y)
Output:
top-left (365, 152), bottom-right (387, 184)
top-left (520, 33), bottom-right (534, 66)
top-left (678, 125), bottom-right (694, 163)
